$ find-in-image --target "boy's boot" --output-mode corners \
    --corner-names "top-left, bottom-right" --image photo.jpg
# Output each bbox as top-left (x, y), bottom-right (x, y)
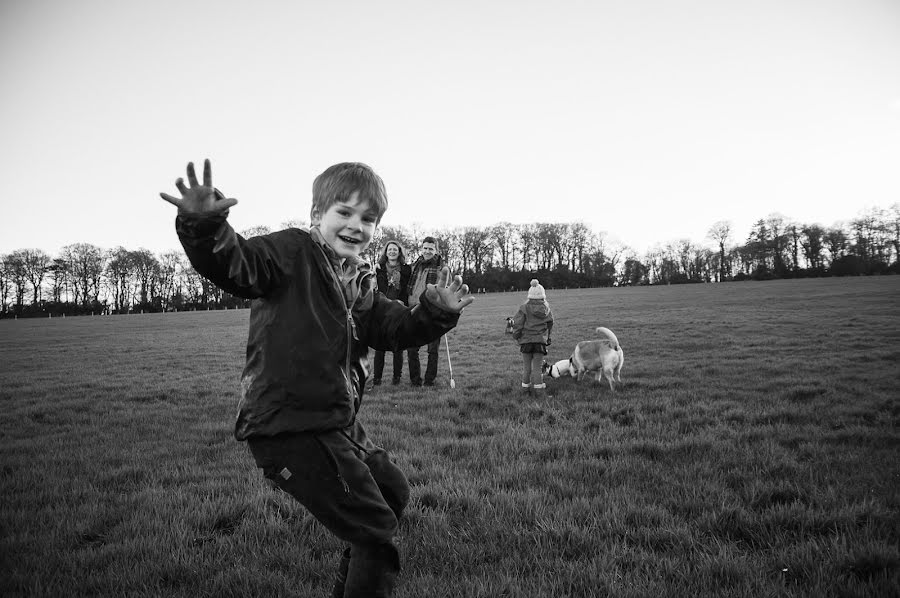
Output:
top-left (532, 383), bottom-right (549, 398)
top-left (331, 546), bottom-right (352, 598)
top-left (521, 382), bottom-right (532, 395)
top-left (344, 542), bottom-right (400, 598)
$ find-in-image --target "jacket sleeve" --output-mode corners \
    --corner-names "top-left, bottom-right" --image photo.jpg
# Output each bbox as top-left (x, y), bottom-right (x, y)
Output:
top-left (176, 214), bottom-right (289, 299)
top-left (374, 265), bottom-right (385, 294)
top-left (364, 291), bottom-right (459, 352)
top-left (511, 305), bottom-right (525, 340)
top-left (400, 264), bottom-right (412, 306)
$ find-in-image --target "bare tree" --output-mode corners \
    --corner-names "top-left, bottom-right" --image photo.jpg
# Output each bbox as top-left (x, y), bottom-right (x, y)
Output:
top-left (240, 225), bottom-right (272, 238)
top-left (280, 218), bottom-right (306, 230)
top-left (131, 249), bottom-right (160, 306)
top-left (17, 249), bottom-right (51, 303)
top-left (786, 223), bottom-right (802, 276)
top-left (3, 253), bottom-right (28, 309)
top-left (518, 224), bottom-right (538, 271)
top-left (47, 258), bottom-right (71, 303)
top-left (106, 247), bottom-right (134, 312)
top-left (490, 222), bottom-right (516, 270)
top-left (850, 207), bottom-right (892, 266)
top-left (823, 226), bottom-right (849, 266)
top-left (707, 220), bottom-right (732, 282)
top-left (0, 255), bottom-right (13, 311)
top-left (462, 226), bottom-right (493, 274)
top-left (800, 225), bottom-right (826, 271)
top-left (157, 251), bottom-right (184, 310)
top-left (765, 213), bottom-right (789, 276)
top-left (62, 243), bottom-right (106, 306)
top-left (567, 222), bottom-right (591, 273)
top-left (889, 203), bottom-right (900, 264)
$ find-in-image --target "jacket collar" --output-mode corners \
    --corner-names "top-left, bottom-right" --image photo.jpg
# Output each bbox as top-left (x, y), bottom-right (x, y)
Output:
top-left (414, 254), bottom-right (442, 270)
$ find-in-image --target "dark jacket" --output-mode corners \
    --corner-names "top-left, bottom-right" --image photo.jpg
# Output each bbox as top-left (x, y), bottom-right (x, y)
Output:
top-left (511, 299), bottom-right (554, 345)
top-left (176, 214), bottom-right (459, 440)
top-left (375, 262), bottom-right (412, 304)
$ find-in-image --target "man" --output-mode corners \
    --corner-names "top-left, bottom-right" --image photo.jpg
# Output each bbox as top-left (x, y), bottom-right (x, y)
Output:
top-left (407, 237), bottom-right (444, 386)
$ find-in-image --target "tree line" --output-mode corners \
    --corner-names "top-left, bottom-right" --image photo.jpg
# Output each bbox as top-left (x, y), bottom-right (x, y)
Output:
top-left (1, 205), bottom-right (897, 318)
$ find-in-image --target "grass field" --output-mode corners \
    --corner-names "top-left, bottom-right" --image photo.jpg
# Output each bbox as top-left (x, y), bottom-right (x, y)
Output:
top-left (1, 276), bottom-right (899, 597)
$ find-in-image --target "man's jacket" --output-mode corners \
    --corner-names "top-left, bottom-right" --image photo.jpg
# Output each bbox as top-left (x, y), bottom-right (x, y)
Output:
top-left (177, 214), bottom-right (459, 440)
top-left (407, 255), bottom-right (443, 307)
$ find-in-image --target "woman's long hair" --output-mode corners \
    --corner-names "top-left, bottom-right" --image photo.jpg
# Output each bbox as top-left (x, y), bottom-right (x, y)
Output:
top-left (377, 240), bottom-right (407, 268)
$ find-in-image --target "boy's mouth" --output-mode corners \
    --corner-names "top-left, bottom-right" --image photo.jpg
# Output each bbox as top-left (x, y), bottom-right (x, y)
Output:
top-left (338, 235), bottom-right (361, 245)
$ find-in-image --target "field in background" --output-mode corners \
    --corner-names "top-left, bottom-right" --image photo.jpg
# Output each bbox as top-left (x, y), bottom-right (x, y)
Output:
top-left (1, 277), bottom-right (898, 597)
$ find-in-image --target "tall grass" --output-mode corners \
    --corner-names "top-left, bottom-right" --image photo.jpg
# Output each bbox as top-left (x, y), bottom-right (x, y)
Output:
top-left (1, 277), bottom-right (898, 597)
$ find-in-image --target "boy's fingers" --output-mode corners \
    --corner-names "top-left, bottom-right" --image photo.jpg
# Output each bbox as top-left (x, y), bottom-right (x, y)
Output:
top-left (175, 178), bottom-right (188, 195)
top-left (186, 162), bottom-right (199, 187)
top-left (457, 295), bottom-right (474, 310)
top-left (203, 159), bottom-right (212, 188)
top-left (436, 266), bottom-right (450, 287)
top-left (160, 192), bottom-right (181, 207)
top-left (216, 197), bottom-right (238, 210)
top-left (458, 283), bottom-right (470, 296)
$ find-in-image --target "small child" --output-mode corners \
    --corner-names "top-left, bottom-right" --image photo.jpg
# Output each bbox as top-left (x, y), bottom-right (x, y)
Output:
top-left (510, 279), bottom-right (554, 397)
top-left (160, 159), bottom-right (473, 597)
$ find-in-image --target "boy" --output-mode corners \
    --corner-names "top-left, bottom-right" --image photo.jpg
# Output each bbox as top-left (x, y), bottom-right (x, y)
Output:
top-left (160, 160), bottom-right (473, 598)
top-left (406, 237), bottom-right (444, 386)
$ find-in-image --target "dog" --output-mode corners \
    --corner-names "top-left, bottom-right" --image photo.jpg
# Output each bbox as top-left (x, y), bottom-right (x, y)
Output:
top-left (542, 326), bottom-right (624, 391)
top-left (505, 316), bottom-right (515, 335)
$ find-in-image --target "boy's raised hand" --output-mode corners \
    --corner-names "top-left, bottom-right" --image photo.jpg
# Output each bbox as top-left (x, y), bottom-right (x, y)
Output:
top-left (160, 159), bottom-right (237, 214)
top-left (425, 267), bottom-right (474, 313)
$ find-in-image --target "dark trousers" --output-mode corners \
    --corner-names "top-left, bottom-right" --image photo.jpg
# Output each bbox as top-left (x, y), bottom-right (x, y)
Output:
top-left (248, 422), bottom-right (410, 597)
top-left (407, 336), bottom-right (440, 384)
top-left (373, 349), bottom-right (404, 382)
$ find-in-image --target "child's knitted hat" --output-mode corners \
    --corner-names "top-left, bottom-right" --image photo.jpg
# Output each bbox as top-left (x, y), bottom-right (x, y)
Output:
top-left (527, 279), bottom-right (546, 300)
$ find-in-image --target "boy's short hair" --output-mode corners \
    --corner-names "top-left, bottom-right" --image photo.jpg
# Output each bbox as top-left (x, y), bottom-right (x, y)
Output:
top-left (422, 236), bottom-right (438, 249)
top-left (311, 162), bottom-right (388, 223)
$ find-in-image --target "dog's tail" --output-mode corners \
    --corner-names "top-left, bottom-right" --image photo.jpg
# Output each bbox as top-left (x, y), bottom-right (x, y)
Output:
top-left (595, 327), bottom-right (621, 350)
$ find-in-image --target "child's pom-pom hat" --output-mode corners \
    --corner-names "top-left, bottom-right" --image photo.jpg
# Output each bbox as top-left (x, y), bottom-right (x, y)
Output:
top-left (527, 278), bottom-right (546, 299)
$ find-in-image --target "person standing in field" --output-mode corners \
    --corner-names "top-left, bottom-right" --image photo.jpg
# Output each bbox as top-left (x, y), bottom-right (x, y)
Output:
top-left (160, 159), bottom-right (473, 598)
top-left (372, 240), bottom-right (411, 386)
top-left (406, 237), bottom-right (444, 387)
top-left (510, 279), bottom-right (554, 397)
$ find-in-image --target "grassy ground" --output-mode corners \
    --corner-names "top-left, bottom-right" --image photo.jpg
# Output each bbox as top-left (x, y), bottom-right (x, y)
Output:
top-left (1, 277), bottom-right (898, 597)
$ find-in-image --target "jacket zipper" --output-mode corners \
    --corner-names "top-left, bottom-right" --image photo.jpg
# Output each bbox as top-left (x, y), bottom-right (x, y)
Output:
top-left (318, 244), bottom-right (363, 407)
top-left (313, 435), bottom-right (351, 495)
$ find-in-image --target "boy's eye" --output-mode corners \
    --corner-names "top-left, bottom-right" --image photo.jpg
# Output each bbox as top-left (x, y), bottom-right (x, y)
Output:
top-left (362, 215), bottom-right (377, 224)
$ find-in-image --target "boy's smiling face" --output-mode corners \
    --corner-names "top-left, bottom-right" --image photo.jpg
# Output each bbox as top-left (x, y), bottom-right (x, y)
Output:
top-left (313, 191), bottom-right (378, 261)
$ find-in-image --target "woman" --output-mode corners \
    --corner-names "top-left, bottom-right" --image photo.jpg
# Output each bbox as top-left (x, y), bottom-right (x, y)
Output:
top-left (373, 240), bottom-right (412, 385)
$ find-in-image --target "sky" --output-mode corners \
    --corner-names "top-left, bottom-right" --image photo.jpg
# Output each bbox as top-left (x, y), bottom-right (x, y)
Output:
top-left (1, 0), bottom-right (898, 258)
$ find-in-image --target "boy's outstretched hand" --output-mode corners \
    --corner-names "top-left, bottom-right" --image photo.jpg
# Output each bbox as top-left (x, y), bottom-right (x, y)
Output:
top-left (425, 267), bottom-right (474, 313)
top-left (160, 159), bottom-right (237, 214)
